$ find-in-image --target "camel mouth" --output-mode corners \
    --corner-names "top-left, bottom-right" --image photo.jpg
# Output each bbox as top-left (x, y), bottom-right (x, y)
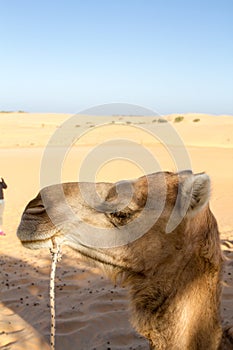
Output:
top-left (20, 236), bottom-right (54, 250)
top-left (17, 228), bottom-right (65, 250)
top-left (19, 231), bottom-right (129, 273)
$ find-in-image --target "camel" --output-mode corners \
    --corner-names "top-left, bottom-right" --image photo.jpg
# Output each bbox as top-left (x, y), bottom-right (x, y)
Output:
top-left (17, 171), bottom-right (233, 349)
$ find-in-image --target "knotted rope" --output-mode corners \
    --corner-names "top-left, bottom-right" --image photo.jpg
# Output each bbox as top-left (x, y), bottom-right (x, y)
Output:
top-left (50, 239), bottom-right (62, 350)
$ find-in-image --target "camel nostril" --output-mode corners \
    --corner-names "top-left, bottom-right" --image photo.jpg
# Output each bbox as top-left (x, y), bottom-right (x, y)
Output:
top-left (26, 205), bottom-right (46, 214)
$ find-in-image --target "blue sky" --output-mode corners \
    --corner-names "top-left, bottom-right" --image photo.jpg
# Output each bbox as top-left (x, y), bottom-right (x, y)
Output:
top-left (0, 0), bottom-right (232, 114)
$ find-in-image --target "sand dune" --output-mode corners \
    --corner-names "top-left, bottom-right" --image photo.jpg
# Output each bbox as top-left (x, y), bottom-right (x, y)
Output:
top-left (0, 112), bottom-right (232, 349)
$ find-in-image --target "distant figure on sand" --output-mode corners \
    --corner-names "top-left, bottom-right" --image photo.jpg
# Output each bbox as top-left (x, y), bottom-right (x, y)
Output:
top-left (0, 177), bottom-right (7, 236)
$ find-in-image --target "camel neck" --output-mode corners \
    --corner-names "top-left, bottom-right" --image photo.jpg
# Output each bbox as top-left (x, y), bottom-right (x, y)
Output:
top-left (129, 249), bottom-right (223, 350)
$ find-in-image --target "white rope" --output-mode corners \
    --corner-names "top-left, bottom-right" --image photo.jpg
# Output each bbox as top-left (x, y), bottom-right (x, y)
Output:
top-left (50, 239), bottom-right (62, 350)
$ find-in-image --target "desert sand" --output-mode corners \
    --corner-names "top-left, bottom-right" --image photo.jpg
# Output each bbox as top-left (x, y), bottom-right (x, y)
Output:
top-left (0, 112), bottom-right (232, 349)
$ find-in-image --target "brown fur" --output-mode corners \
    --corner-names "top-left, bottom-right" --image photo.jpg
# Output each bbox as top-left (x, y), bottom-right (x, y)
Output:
top-left (17, 171), bottom-right (232, 349)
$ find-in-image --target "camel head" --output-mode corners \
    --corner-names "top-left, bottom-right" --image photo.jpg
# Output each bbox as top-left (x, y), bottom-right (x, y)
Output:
top-left (17, 171), bottom-right (227, 349)
top-left (17, 170), bottom-right (215, 275)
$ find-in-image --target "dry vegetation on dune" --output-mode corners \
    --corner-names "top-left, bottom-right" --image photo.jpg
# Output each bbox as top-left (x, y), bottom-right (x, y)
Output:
top-left (0, 112), bottom-right (233, 148)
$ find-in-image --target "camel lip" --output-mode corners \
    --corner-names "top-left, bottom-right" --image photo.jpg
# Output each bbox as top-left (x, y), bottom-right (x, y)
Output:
top-left (17, 230), bottom-right (65, 250)
top-left (20, 236), bottom-right (54, 250)
top-left (18, 230), bottom-right (137, 274)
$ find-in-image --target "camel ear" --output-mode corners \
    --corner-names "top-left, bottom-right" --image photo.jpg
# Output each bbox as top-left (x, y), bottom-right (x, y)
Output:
top-left (181, 173), bottom-right (211, 216)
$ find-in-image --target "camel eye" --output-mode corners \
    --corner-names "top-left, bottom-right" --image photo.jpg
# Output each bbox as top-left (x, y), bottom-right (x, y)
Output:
top-left (107, 207), bottom-right (139, 227)
top-left (111, 210), bottom-right (131, 219)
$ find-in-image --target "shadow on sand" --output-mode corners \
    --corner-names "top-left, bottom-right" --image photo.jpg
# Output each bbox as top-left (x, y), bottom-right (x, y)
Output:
top-left (0, 249), bottom-right (147, 350)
